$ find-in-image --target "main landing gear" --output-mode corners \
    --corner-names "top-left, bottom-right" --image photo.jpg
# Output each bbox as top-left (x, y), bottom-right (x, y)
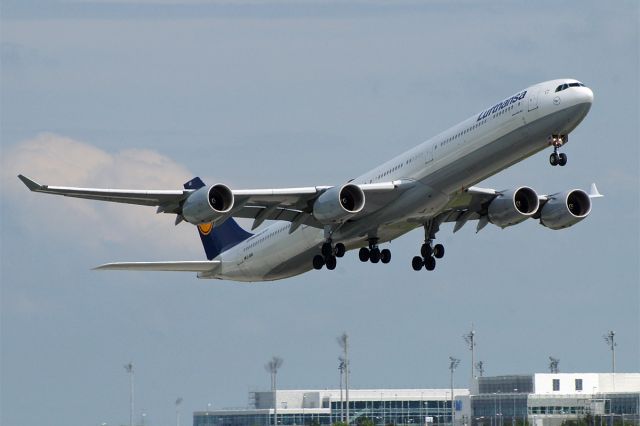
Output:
top-left (312, 240), bottom-right (346, 271)
top-left (358, 238), bottom-right (391, 265)
top-left (412, 220), bottom-right (445, 271)
top-left (549, 134), bottom-right (568, 167)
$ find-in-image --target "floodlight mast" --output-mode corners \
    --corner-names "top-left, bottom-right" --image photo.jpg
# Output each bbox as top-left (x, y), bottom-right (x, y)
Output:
top-left (548, 357), bottom-right (559, 374)
top-left (463, 327), bottom-right (476, 384)
top-left (449, 357), bottom-right (460, 426)
top-left (603, 331), bottom-right (616, 374)
top-left (265, 356), bottom-right (283, 426)
top-left (337, 333), bottom-right (349, 425)
top-left (475, 361), bottom-right (484, 378)
top-left (176, 397), bottom-right (183, 426)
top-left (124, 363), bottom-right (134, 426)
top-left (338, 357), bottom-right (346, 422)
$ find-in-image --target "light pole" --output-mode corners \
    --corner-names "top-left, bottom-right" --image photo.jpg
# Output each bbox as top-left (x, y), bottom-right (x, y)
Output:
top-left (176, 397), bottom-right (183, 426)
top-left (603, 331), bottom-right (616, 374)
top-left (463, 328), bottom-right (476, 386)
top-left (449, 357), bottom-right (460, 426)
top-left (338, 333), bottom-right (350, 425)
top-left (124, 363), bottom-right (134, 426)
top-left (265, 356), bottom-right (284, 426)
top-left (512, 390), bottom-right (517, 426)
top-left (339, 357), bottom-right (346, 423)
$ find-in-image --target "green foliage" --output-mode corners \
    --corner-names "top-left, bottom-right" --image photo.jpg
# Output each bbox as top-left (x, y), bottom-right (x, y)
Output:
top-left (355, 417), bottom-right (376, 426)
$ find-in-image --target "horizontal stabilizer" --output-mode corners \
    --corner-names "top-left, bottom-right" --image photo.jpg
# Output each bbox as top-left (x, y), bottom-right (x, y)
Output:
top-left (94, 261), bottom-right (220, 272)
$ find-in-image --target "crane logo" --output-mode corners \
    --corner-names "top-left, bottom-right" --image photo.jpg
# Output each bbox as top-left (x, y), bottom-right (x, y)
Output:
top-left (198, 222), bottom-right (213, 235)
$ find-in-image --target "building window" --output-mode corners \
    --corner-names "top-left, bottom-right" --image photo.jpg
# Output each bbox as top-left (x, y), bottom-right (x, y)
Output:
top-left (553, 379), bottom-right (560, 391)
top-left (575, 378), bottom-right (583, 391)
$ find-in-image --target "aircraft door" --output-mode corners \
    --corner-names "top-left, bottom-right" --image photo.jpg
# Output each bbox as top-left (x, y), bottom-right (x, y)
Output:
top-left (424, 144), bottom-right (434, 164)
top-left (527, 90), bottom-right (539, 112)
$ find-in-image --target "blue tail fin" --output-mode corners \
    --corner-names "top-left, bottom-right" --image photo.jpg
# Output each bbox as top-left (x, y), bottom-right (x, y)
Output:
top-left (184, 177), bottom-right (253, 260)
top-left (198, 218), bottom-right (253, 260)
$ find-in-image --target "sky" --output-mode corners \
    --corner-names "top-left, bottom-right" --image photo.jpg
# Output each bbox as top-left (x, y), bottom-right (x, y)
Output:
top-left (1, 1), bottom-right (638, 425)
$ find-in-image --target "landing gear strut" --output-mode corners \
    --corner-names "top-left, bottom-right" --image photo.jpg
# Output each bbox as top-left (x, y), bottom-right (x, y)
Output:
top-left (358, 238), bottom-right (391, 265)
top-left (549, 135), bottom-right (568, 167)
top-left (412, 220), bottom-right (445, 271)
top-left (313, 239), bottom-right (346, 271)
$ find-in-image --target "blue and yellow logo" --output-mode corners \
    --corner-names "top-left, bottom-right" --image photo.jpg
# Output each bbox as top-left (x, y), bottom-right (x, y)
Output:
top-left (198, 222), bottom-right (213, 235)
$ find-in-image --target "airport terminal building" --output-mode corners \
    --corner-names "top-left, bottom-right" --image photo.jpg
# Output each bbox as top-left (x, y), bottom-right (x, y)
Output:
top-left (193, 373), bottom-right (639, 426)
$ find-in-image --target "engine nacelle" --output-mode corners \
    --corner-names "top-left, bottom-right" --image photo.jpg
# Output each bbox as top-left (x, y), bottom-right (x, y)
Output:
top-left (313, 184), bottom-right (365, 224)
top-left (181, 184), bottom-right (234, 224)
top-left (540, 189), bottom-right (591, 230)
top-left (488, 186), bottom-right (540, 228)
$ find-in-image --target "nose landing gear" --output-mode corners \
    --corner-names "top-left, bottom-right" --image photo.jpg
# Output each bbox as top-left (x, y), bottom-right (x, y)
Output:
top-left (549, 135), bottom-right (568, 167)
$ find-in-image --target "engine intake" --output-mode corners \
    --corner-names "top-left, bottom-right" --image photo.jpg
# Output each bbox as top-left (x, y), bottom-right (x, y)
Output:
top-left (182, 184), bottom-right (234, 224)
top-left (488, 186), bottom-right (539, 228)
top-left (313, 184), bottom-right (365, 224)
top-left (540, 189), bottom-right (591, 230)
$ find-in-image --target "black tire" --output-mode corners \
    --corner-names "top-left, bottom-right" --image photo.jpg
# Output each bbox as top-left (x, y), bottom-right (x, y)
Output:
top-left (412, 256), bottom-right (423, 271)
top-left (334, 243), bottom-right (346, 258)
top-left (558, 153), bottom-right (567, 166)
top-left (424, 256), bottom-right (436, 271)
top-left (358, 247), bottom-right (370, 262)
top-left (321, 242), bottom-right (333, 257)
top-left (325, 255), bottom-right (337, 270)
top-left (370, 248), bottom-right (381, 263)
top-left (421, 243), bottom-right (432, 258)
top-left (549, 152), bottom-right (558, 166)
top-left (380, 249), bottom-right (391, 264)
top-left (312, 255), bottom-right (325, 270)
top-left (433, 244), bottom-right (445, 259)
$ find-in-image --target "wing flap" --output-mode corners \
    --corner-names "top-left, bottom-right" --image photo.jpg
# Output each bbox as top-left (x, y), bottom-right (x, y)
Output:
top-left (94, 261), bottom-right (220, 272)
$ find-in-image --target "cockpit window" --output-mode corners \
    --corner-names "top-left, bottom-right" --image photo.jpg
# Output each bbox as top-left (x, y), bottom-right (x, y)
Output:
top-left (556, 82), bottom-right (585, 92)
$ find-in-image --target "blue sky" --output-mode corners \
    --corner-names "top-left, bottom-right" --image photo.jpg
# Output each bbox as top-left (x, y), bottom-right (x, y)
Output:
top-left (1, 1), bottom-right (638, 426)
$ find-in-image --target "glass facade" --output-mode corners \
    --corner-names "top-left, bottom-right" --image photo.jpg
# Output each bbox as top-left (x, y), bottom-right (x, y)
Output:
top-left (194, 399), bottom-right (458, 426)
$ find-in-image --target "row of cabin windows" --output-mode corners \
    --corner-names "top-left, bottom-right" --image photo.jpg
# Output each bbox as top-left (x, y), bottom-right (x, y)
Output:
top-left (244, 225), bottom-right (287, 250)
top-left (440, 118), bottom-right (488, 148)
top-left (556, 82), bottom-right (586, 92)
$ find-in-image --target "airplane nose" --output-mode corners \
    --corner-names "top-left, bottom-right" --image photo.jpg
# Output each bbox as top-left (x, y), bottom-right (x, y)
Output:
top-left (580, 87), bottom-right (594, 104)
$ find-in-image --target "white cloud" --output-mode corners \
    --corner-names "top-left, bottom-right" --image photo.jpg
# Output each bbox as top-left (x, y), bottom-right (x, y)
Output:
top-left (2, 133), bottom-right (203, 258)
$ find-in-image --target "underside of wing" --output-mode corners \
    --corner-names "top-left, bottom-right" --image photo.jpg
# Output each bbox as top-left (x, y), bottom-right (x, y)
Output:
top-left (94, 261), bottom-right (220, 272)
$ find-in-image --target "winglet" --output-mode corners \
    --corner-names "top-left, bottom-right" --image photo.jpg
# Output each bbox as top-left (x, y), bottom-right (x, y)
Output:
top-left (17, 174), bottom-right (44, 191)
top-left (589, 183), bottom-right (603, 198)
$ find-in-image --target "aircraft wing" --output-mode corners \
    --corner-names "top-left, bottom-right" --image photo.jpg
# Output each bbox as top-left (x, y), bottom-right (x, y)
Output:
top-left (437, 183), bottom-right (603, 233)
top-left (94, 260), bottom-right (220, 272)
top-left (19, 174), bottom-right (410, 230)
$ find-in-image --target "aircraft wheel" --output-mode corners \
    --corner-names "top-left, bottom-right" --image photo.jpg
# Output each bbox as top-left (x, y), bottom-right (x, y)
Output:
top-left (321, 242), bottom-right (333, 257)
top-left (549, 152), bottom-right (558, 166)
top-left (325, 255), bottom-right (337, 270)
top-left (334, 243), bottom-right (346, 258)
top-left (558, 153), bottom-right (567, 166)
top-left (312, 255), bottom-right (325, 270)
top-left (358, 247), bottom-right (370, 262)
top-left (424, 256), bottom-right (436, 271)
top-left (380, 249), bottom-right (391, 264)
top-left (370, 248), bottom-right (381, 263)
top-left (421, 243), bottom-right (432, 258)
top-left (412, 256), bottom-right (423, 271)
top-left (433, 244), bottom-right (445, 259)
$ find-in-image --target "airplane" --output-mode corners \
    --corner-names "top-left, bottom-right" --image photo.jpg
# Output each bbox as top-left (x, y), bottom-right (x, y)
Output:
top-left (19, 78), bottom-right (602, 282)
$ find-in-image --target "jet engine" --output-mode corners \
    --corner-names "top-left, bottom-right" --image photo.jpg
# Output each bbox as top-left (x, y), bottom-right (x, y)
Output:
top-left (540, 189), bottom-right (591, 230)
top-left (488, 186), bottom-right (539, 228)
top-left (181, 184), bottom-right (234, 224)
top-left (313, 184), bottom-right (365, 224)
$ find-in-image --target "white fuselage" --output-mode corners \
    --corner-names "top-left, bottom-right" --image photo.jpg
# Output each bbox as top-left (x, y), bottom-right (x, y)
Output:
top-left (207, 79), bottom-right (594, 282)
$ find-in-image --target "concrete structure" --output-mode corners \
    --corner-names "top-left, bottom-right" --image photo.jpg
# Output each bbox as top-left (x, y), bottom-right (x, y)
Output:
top-left (194, 389), bottom-right (470, 426)
top-left (193, 374), bottom-right (639, 426)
